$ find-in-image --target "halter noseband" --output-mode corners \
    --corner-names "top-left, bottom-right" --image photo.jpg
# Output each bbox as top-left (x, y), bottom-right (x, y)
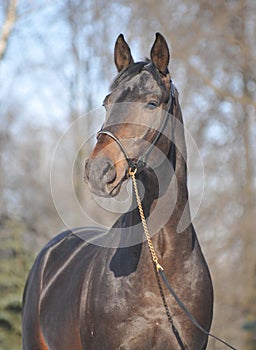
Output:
top-left (96, 129), bottom-right (136, 171)
top-left (96, 80), bottom-right (176, 172)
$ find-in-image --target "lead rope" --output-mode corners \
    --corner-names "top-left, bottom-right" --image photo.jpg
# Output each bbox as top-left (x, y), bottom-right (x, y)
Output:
top-left (128, 167), bottom-right (238, 350)
top-left (129, 167), bottom-right (185, 349)
top-left (152, 260), bottom-right (186, 350)
top-left (128, 167), bottom-right (163, 272)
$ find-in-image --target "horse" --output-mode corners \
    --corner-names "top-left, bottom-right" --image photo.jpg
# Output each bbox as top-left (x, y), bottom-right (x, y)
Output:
top-left (22, 33), bottom-right (213, 350)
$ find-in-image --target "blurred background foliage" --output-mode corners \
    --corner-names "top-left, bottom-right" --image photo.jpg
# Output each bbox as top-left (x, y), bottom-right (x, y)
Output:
top-left (0, 0), bottom-right (255, 349)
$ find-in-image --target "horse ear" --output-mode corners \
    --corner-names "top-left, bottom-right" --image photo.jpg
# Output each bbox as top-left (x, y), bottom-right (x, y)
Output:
top-left (150, 33), bottom-right (170, 75)
top-left (114, 34), bottom-right (134, 72)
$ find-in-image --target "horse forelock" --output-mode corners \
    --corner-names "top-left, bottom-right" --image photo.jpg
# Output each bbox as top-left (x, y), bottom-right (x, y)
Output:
top-left (110, 61), bottom-right (171, 98)
top-left (110, 61), bottom-right (148, 91)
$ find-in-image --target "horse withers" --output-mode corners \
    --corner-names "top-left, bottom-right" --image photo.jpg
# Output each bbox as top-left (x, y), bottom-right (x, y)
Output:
top-left (22, 33), bottom-right (213, 350)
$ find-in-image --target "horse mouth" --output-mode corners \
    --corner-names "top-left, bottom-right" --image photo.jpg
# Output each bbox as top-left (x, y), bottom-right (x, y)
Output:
top-left (87, 176), bottom-right (127, 198)
top-left (109, 181), bottom-right (122, 197)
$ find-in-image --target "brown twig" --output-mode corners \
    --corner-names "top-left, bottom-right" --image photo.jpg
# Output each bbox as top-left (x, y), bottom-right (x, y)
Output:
top-left (0, 0), bottom-right (18, 61)
top-left (189, 63), bottom-right (256, 109)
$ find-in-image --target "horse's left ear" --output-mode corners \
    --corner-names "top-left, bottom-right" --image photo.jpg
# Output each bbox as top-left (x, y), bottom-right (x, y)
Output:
top-left (150, 33), bottom-right (170, 75)
top-left (114, 34), bottom-right (134, 72)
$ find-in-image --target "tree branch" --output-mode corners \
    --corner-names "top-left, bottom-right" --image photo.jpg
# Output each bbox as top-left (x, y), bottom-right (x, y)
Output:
top-left (189, 63), bottom-right (256, 109)
top-left (0, 0), bottom-right (18, 61)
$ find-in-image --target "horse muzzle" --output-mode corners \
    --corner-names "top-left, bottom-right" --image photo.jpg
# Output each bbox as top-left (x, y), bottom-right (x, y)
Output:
top-left (84, 156), bottom-right (126, 197)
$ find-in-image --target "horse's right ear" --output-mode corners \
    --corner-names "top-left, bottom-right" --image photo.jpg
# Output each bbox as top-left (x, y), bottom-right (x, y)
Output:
top-left (114, 34), bottom-right (134, 72)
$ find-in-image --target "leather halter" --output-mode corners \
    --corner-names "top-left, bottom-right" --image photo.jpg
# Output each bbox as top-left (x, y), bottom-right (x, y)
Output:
top-left (96, 80), bottom-right (176, 172)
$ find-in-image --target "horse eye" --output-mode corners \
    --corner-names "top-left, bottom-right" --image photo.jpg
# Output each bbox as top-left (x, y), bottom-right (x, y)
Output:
top-left (146, 101), bottom-right (159, 110)
top-left (102, 94), bottom-right (111, 109)
top-left (102, 102), bottom-right (110, 111)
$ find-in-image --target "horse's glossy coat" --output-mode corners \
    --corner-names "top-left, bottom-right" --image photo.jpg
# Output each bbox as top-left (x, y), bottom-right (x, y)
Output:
top-left (22, 33), bottom-right (213, 350)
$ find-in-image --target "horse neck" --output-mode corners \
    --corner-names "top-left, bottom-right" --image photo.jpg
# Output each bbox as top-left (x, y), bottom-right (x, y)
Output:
top-left (169, 101), bottom-right (191, 233)
top-left (145, 100), bottom-right (194, 263)
top-left (111, 100), bottom-right (194, 270)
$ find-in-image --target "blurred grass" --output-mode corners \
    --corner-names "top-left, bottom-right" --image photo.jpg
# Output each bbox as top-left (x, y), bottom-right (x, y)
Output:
top-left (0, 216), bottom-right (34, 350)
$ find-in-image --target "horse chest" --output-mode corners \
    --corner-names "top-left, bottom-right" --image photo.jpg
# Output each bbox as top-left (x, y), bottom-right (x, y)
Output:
top-left (83, 287), bottom-right (177, 350)
top-left (81, 260), bottom-right (186, 349)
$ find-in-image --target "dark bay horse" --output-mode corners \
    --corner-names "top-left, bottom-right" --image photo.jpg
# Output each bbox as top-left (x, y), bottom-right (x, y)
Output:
top-left (22, 33), bottom-right (213, 350)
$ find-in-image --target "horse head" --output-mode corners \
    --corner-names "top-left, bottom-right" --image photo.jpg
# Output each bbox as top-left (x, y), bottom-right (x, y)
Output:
top-left (84, 33), bottom-right (177, 198)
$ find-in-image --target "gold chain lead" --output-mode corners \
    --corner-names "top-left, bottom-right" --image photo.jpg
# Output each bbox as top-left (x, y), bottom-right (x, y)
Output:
top-left (128, 168), bottom-right (163, 272)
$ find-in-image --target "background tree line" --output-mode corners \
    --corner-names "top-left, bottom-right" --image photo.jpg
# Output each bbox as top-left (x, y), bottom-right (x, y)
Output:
top-left (0, 0), bottom-right (255, 349)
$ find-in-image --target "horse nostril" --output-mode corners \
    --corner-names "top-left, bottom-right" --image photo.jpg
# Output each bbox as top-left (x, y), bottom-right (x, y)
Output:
top-left (84, 157), bottom-right (117, 191)
top-left (84, 159), bottom-right (90, 182)
top-left (102, 161), bottom-right (116, 184)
